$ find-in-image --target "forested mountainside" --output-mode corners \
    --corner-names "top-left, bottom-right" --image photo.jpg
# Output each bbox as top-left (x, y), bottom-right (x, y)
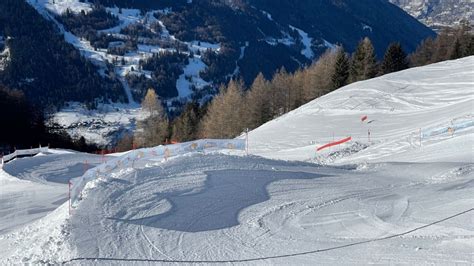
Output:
top-left (390, 0), bottom-right (473, 30)
top-left (0, 0), bottom-right (126, 108)
top-left (0, 0), bottom-right (435, 108)
top-left (248, 0), bottom-right (435, 56)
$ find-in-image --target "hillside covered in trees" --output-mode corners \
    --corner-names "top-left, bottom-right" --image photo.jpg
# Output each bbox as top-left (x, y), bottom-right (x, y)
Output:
top-left (1, 0), bottom-right (435, 110)
top-left (130, 23), bottom-right (473, 149)
top-left (0, 84), bottom-right (100, 153)
top-left (1, 0), bottom-right (471, 150)
top-left (0, 0), bottom-right (126, 108)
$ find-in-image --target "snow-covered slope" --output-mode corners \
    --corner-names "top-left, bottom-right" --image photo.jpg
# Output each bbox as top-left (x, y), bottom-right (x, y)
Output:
top-left (0, 150), bottom-right (102, 232)
top-left (67, 155), bottom-right (474, 264)
top-left (248, 56), bottom-right (474, 164)
top-left (0, 150), bottom-right (103, 263)
top-left (1, 58), bottom-right (473, 264)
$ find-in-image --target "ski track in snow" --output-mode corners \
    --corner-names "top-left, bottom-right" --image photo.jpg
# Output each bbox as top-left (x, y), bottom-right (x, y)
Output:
top-left (248, 57), bottom-right (474, 165)
top-left (1, 58), bottom-right (474, 264)
top-left (57, 154), bottom-right (473, 264)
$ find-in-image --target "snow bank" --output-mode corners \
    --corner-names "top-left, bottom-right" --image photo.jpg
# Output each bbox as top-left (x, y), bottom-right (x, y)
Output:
top-left (1, 147), bottom-right (48, 164)
top-left (0, 169), bottom-right (70, 264)
top-left (0, 204), bottom-right (72, 264)
top-left (70, 139), bottom-right (246, 205)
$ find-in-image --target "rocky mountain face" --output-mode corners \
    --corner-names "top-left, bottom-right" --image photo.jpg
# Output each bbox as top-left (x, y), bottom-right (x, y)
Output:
top-left (389, 0), bottom-right (473, 29)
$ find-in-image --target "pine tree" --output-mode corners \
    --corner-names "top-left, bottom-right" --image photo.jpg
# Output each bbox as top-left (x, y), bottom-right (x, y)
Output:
top-left (409, 22), bottom-right (474, 67)
top-left (450, 39), bottom-right (462, 60)
top-left (290, 69), bottom-right (305, 110)
top-left (271, 67), bottom-right (292, 115)
top-left (141, 88), bottom-right (161, 116)
top-left (134, 88), bottom-right (169, 147)
top-left (409, 37), bottom-right (435, 66)
top-left (171, 103), bottom-right (199, 142)
top-left (381, 43), bottom-right (408, 74)
top-left (454, 21), bottom-right (474, 57)
top-left (465, 35), bottom-right (474, 57)
top-left (331, 47), bottom-right (350, 90)
top-left (432, 28), bottom-right (454, 63)
top-left (199, 80), bottom-right (245, 138)
top-left (245, 73), bottom-right (272, 129)
top-left (116, 133), bottom-right (133, 152)
top-left (304, 48), bottom-right (337, 101)
top-left (349, 37), bottom-right (378, 82)
top-left (269, 67), bottom-right (287, 117)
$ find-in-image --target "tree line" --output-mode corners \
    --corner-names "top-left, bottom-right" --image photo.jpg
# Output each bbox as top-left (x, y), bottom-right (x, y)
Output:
top-left (0, 85), bottom-right (98, 154)
top-left (409, 22), bottom-right (474, 66)
top-left (125, 23), bottom-right (473, 149)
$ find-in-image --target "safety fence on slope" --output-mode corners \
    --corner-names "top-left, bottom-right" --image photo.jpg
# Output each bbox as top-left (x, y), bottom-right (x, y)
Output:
top-left (314, 116), bottom-right (474, 152)
top-left (316, 137), bottom-right (352, 152)
top-left (421, 120), bottom-right (474, 139)
top-left (69, 139), bottom-right (246, 207)
top-left (0, 146), bottom-right (49, 167)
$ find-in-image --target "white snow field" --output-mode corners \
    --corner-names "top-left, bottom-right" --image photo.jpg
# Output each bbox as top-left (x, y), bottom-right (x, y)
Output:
top-left (1, 57), bottom-right (473, 264)
top-left (0, 150), bottom-right (103, 262)
top-left (248, 56), bottom-right (474, 165)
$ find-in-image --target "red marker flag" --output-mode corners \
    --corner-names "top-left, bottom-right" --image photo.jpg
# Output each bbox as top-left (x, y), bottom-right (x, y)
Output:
top-left (317, 137), bottom-right (352, 151)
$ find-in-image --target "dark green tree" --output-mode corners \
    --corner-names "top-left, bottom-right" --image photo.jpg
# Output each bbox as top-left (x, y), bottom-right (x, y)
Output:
top-left (381, 43), bottom-right (409, 74)
top-left (450, 39), bottom-right (463, 60)
top-left (171, 102), bottom-right (200, 142)
top-left (455, 21), bottom-right (474, 58)
top-left (331, 47), bottom-right (350, 90)
top-left (349, 37), bottom-right (378, 82)
top-left (465, 35), bottom-right (474, 56)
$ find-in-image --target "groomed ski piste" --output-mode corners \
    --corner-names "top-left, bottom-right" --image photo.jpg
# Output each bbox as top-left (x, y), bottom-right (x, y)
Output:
top-left (1, 57), bottom-right (473, 264)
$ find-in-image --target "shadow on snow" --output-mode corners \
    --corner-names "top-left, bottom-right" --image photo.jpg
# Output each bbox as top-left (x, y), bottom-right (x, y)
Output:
top-left (110, 169), bottom-right (327, 232)
top-left (3, 153), bottom-right (101, 184)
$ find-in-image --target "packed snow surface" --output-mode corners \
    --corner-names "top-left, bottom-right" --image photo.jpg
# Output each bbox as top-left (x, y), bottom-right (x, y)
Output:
top-left (248, 57), bottom-right (474, 164)
top-left (1, 58), bottom-right (473, 264)
top-left (0, 150), bottom-right (103, 263)
top-left (67, 155), bottom-right (473, 264)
